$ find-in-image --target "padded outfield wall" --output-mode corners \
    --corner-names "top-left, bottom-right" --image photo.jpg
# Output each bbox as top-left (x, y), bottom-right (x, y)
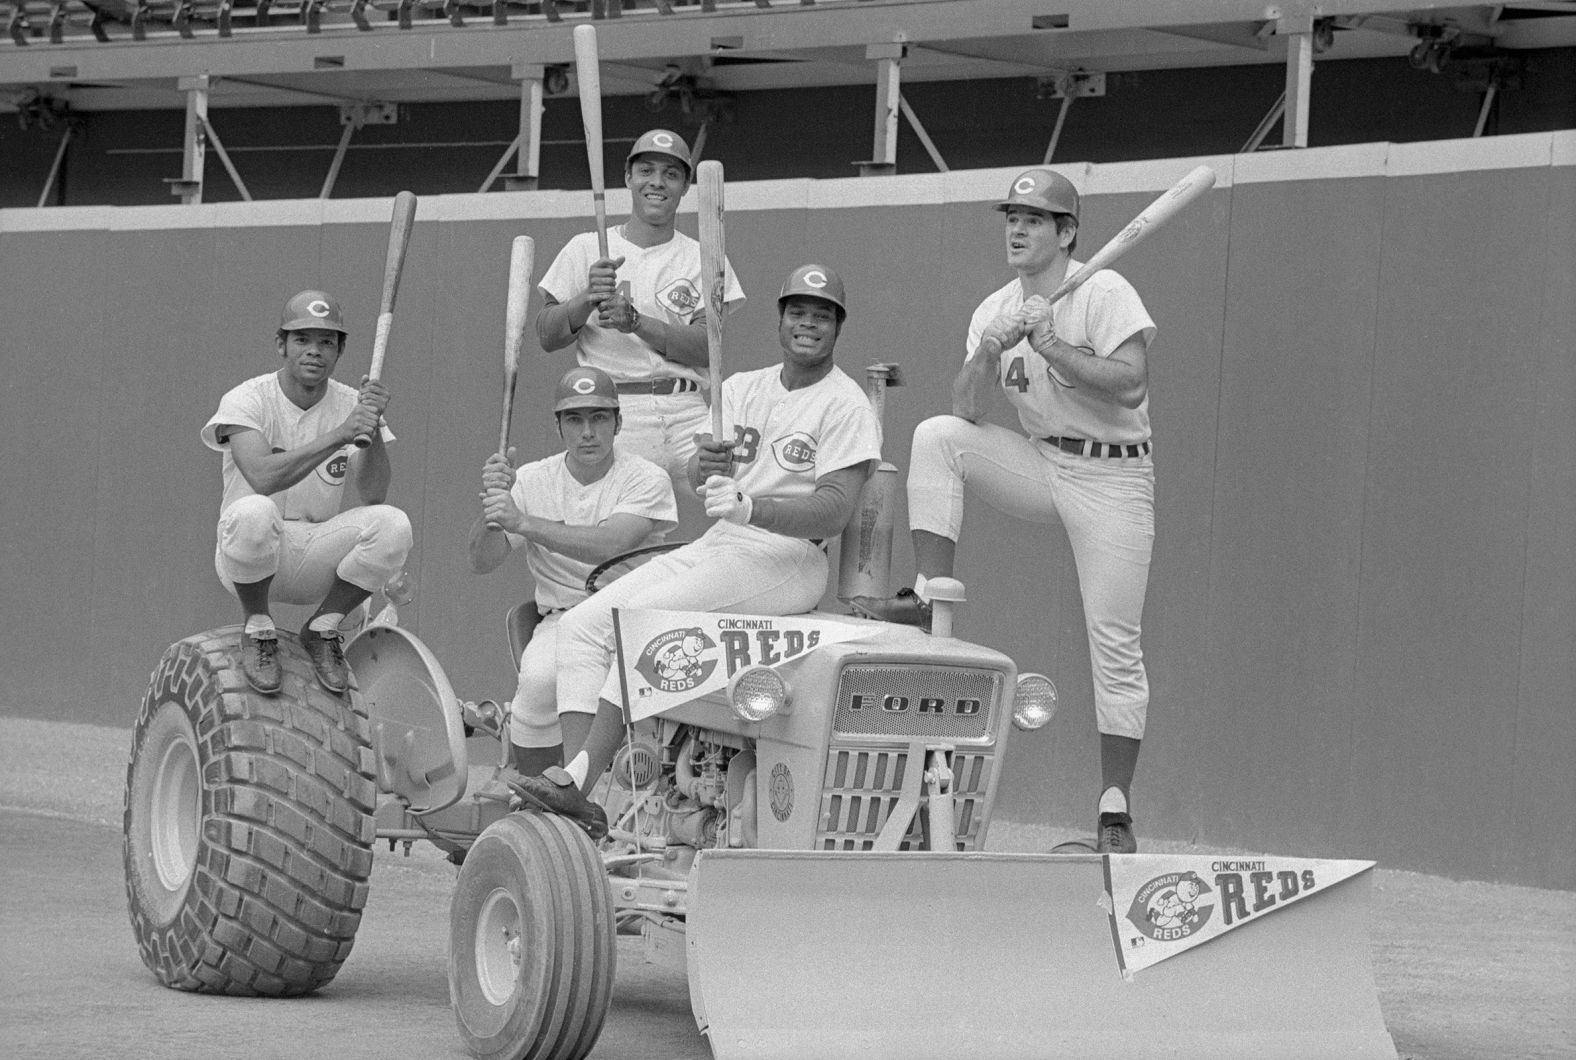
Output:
top-left (1, 132), bottom-right (1570, 889)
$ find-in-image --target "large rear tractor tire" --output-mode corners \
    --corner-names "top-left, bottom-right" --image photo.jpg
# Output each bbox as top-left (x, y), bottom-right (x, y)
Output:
top-left (450, 812), bottom-right (617, 1060)
top-left (123, 627), bottom-right (378, 996)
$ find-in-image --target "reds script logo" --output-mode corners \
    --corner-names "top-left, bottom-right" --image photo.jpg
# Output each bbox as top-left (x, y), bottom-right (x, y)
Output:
top-left (634, 627), bottom-right (719, 694)
top-left (318, 450), bottom-right (349, 484)
top-left (657, 277), bottom-right (701, 317)
top-left (1125, 871), bottom-right (1215, 943)
top-left (771, 431), bottom-right (816, 473)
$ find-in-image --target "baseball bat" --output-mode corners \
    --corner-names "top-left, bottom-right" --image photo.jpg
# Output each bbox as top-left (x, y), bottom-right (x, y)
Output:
top-left (1047, 164), bottom-right (1216, 305)
top-left (499, 235), bottom-right (535, 456)
top-left (695, 159), bottom-right (726, 441)
top-left (355, 189), bottom-right (417, 449)
top-left (573, 24), bottom-right (609, 260)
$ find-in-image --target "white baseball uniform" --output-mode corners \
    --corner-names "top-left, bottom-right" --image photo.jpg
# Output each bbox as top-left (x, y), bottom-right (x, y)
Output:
top-left (539, 227), bottom-right (745, 485)
top-left (554, 361), bottom-right (882, 717)
top-left (906, 265), bottom-right (1157, 738)
top-left (202, 373), bottom-right (411, 600)
top-left (499, 450), bottom-right (676, 747)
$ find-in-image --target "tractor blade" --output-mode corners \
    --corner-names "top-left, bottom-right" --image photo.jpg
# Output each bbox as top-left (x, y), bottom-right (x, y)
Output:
top-left (687, 850), bottom-right (1395, 1060)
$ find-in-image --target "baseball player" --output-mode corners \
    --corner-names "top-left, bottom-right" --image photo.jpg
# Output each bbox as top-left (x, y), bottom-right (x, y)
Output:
top-left (535, 128), bottom-right (745, 498)
top-left (468, 366), bottom-right (677, 777)
top-left (847, 169), bottom-right (1158, 854)
top-left (507, 264), bottom-right (881, 837)
top-left (201, 290), bottom-right (413, 696)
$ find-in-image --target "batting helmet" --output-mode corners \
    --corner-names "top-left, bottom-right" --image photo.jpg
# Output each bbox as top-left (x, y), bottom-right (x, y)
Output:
top-left (552, 366), bottom-right (620, 413)
top-left (626, 129), bottom-right (693, 178)
top-left (777, 264), bottom-right (847, 317)
top-left (995, 168), bottom-right (1080, 221)
top-left (279, 290), bottom-right (347, 334)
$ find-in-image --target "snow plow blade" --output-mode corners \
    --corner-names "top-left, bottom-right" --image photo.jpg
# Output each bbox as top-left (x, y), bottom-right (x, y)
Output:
top-left (687, 850), bottom-right (1395, 1060)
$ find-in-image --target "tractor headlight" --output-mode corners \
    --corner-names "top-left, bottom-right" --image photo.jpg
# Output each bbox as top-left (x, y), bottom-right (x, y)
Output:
top-left (1012, 672), bottom-right (1058, 730)
top-left (727, 665), bottom-right (789, 723)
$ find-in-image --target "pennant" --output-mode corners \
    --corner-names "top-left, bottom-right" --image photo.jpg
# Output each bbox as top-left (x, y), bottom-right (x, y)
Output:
top-left (611, 608), bottom-right (879, 721)
top-left (1105, 854), bottom-right (1375, 976)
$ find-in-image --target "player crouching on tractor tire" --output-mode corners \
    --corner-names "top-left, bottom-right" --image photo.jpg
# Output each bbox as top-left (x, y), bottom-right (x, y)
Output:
top-left (201, 290), bottom-right (413, 696)
top-left (467, 365), bottom-right (677, 777)
top-left (501, 264), bottom-right (882, 839)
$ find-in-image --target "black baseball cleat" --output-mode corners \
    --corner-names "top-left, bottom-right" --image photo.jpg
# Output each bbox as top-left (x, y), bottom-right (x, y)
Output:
top-left (1096, 812), bottom-right (1138, 854)
top-left (240, 630), bottom-right (282, 695)
top-left (842, 588), bottom-right (933, 633)
top-left (299, 626), bottom-right (349, 695)
top-left (504, 766), bottom-right (609, 841)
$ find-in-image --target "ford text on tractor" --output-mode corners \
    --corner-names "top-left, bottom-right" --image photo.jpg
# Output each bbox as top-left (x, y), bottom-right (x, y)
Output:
top-left (123, 366), bottom-right (1396, 1059)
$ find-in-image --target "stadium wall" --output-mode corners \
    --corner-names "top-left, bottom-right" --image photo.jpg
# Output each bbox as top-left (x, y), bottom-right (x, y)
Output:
top-left (1, 131), bottom-right (1570, 889)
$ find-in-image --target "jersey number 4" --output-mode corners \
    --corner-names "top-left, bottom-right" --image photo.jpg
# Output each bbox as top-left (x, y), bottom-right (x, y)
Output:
top-left (1004, 356), bottom-right (1031, 392)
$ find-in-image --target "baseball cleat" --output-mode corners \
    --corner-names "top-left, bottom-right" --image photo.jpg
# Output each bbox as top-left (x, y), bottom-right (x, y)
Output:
top-left (298, 626), bottom-right (349, 695)
top-left (1096, 812), bottom-right (1138, 854)
top-left (842, 588), bottom-right (933, 633)
top-left (239, 630), bottom-right (282, 695)
top-left (504, 765), bottom-right (609, 841)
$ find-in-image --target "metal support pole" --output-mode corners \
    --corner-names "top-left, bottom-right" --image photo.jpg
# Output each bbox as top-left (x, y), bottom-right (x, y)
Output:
top-left (1280, 18), bottom-right (1313, 148)
top-left (856, 43), bottom-right (904, 176)
top-left (1042, 93), bottom-right (1073, 164)
top-left (1241, 90), bottom-right (1286, 152)
top-left (197, 113), bottom-right (252, 200)
top-left (36, 123), bottom-right (74, 207)
top-left (898, 94), bottom-right (947, 172)
top-left (169, 74), bottom-right (209, 203)
top-left (691, 121), bottom-right (710, 166)
top-left (478, 134), bottom-right (522, 194)
top-left (1473, 80), bottom-right (1498, 137)
top-left (320, 119), bottom-right (356, 199)
top-left (505, 62), bottom-right (543, 191)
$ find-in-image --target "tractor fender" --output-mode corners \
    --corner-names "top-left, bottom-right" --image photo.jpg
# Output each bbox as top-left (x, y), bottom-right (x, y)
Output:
top-left (344, 624), bottom-right (469, 815)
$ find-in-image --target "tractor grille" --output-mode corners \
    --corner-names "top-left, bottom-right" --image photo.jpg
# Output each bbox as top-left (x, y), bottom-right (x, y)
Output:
top-left (816, 746), bottom-right (994, 851)
top-left (832, 664), bottom-right (1001, 742)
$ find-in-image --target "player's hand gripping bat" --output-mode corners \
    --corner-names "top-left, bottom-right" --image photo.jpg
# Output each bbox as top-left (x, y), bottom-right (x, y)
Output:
top-left (355, 189), bottom-right (417, 449)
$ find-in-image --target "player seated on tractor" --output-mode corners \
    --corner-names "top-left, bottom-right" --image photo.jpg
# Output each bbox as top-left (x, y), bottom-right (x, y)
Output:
top-left (499, 264), bottom-right (883, 839)
top-left (202, 290), bottom-right (412, 696)
top-left (468, 365), bottom-right (677, 776)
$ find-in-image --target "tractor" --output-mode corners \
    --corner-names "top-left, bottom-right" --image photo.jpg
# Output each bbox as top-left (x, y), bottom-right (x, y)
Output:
top-left (123, 365), bottom-right (1396, 1059)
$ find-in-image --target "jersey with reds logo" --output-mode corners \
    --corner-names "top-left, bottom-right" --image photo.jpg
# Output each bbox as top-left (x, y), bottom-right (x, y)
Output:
top-left (720, 363), bottom-right (881, 506)
top-left (968, 265), bottom-right (1156, 445)
top-left (201, 373), bottom-right (394, 523)
top-left (539, 227), bottom-right (744, 387)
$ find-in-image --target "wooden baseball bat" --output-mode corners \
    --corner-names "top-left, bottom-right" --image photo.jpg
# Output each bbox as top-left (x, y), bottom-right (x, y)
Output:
top-left (499, 235), bottom-right (535, 456)
top-left (355, 189), bottom-right (417, 449)
top-left (695, 159), bottom-right (726, 441)
top-left (1047, 164), bottom-right (1216, 305)
top-left (573, 24), bottom-right (609, 260)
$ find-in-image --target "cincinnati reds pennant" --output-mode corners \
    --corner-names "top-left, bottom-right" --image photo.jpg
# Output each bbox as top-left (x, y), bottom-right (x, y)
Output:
top-left (1105, 854), bottom-right (1375, 976)
top-left (611, 608), bottom-right (878, 721)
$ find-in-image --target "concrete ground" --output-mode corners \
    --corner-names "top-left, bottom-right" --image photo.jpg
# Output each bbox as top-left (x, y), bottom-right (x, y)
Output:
top-left (2, 717), bottom-right (1571, 1060)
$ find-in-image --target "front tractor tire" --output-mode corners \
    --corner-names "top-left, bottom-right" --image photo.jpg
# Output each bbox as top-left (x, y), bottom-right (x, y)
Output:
top-left (123, 627), bottom-right (378, 996)
top-left (450, 812), bottom-right (617, 1060)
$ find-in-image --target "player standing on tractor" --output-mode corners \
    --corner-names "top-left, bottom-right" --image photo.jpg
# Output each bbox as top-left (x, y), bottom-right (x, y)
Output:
top-left (847, 169), bottom-right (1159, 854)
top-left (201, 290), bottom-right (413, 697)
top-left (506, 264), bottom-right (882, 838)
top-left (534, 129), bottom-right (746, 505)
top-left (468, 365), bottom-right (677, 777)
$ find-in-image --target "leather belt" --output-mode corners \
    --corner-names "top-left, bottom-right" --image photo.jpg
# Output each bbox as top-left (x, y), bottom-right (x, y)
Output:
top-left (615, 378), bottom-right (700, 395)
top-left (1043, 434), bottom-right (1151, 459)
